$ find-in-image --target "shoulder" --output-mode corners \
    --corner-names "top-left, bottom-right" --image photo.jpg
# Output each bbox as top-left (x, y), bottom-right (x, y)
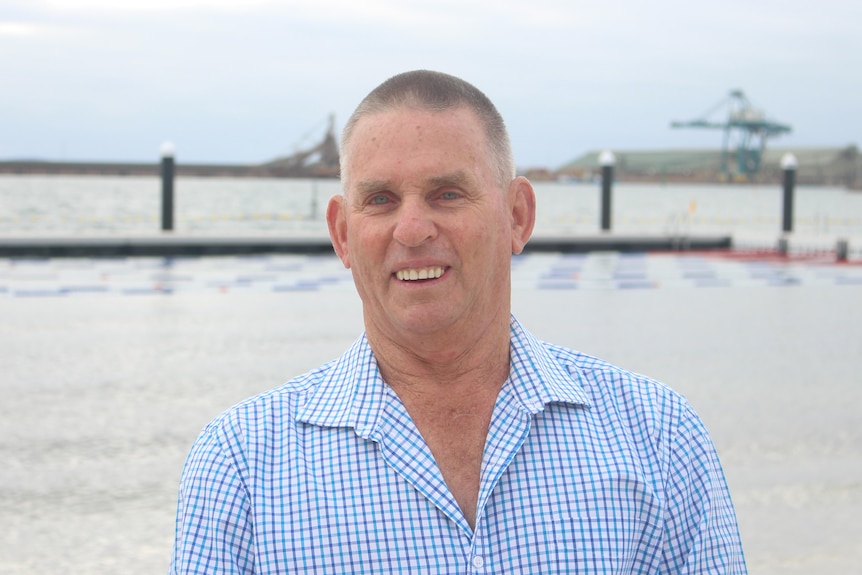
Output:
top-left (541, 342), bottom-right (712, 470)
top-left (509, 317), bottom-right (698, 435)
top-left (546, 342), bottom-right (694, 422)
top-left (193, 359), bottom-right (337, 453)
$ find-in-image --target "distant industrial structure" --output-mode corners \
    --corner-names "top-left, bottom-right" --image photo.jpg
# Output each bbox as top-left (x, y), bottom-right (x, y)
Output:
top-left (551, 90), bottom-right (859, 189)
top-left (670, 90), bottom-right (792, 179)
top-left (260, 114), bottom-right (340, 178)
top-left (555, 146), bottom-right (860, 188)
top-left (2, 103), bottom-right (860, 189)
top-left (0, 116), bottom-right (341, 179)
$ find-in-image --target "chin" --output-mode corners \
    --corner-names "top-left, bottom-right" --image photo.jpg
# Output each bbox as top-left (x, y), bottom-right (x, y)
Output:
top-left (389, 308), bottom-right (463, 337)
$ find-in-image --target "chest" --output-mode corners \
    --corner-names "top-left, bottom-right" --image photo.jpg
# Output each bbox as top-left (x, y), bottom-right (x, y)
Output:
top-left (412, 410), bottom-right (491, 529)
top-left (244, 408), bottom-right (664, 573)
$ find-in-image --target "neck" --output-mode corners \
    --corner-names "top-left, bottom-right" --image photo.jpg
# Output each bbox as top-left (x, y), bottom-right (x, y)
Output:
top-left (367, 308), bottom-right (511, 531)
top-left (366, 309), bottom-right (512, 398)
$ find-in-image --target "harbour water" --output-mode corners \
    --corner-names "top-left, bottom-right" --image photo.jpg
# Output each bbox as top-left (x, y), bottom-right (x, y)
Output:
top-left (1, 175), bottom-right (861, 574)
top-left (1, 175), bottom-right (862, 251)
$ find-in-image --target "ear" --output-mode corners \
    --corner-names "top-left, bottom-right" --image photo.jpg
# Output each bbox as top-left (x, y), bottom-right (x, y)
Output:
top-left (326, 194), bottom-right (351, 268)
top-left (508, 176), bottom-right (536, 255)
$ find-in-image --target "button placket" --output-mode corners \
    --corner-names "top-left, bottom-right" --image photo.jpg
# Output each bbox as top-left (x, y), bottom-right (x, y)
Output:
top-left (469, 524), bottom-right (487, 572)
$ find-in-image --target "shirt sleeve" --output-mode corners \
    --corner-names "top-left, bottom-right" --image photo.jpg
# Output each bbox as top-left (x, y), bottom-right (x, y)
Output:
top-left (661, 404), bottom-right (747, 574)
top-left (170, 423), bottom-right (255, 575)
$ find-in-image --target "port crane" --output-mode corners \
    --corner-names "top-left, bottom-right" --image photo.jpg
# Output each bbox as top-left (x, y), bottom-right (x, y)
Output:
top-left (671, 90), bottom-right (792, 179)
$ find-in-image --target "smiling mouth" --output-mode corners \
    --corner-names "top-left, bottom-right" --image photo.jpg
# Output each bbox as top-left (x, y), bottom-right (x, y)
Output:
top-left (395, 267), bottom-right (445, 281)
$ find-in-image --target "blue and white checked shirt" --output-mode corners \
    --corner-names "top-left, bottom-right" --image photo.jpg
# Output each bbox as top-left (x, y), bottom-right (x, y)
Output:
top-left (171, 316), bottom-right (746, 574)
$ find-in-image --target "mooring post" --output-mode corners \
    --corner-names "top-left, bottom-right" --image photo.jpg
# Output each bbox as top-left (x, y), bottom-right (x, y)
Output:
top-left (836, 238), bottom-right (849, 262)
top-left (599, 150), bottom-right (615, 231)
top-left (777, 236), bottom-right (789, 256)
top-left (781, 153), bottom-right (797, 233)
top-left (161, 141), bottom-right (175, 232)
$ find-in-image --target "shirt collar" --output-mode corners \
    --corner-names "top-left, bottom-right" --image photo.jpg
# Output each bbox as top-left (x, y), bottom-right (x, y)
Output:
top-left (505, 316), bottom-right (592, 413)
top-left (294, 316), bottom-right (591, 436)
top-left (294, 332), bottom-right (386, 439)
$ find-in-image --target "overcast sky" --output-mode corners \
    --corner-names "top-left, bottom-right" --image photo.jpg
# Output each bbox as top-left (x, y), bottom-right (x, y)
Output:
top-left (1, 0), bottom-right (859, 169)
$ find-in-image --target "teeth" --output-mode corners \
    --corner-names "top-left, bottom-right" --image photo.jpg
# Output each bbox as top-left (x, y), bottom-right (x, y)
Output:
top-left (396, 267), bottom-right (444, 281)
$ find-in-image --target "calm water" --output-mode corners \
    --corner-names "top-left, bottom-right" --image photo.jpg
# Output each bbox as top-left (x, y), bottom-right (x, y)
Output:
top-left (1, 174), bottom-right (861, 574)
top-left (1, 284), bottom-right (860, 574)
top-left (1, 175), bottom-right (861, 245)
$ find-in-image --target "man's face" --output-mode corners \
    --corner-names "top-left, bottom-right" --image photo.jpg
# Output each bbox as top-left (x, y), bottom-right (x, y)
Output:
top-left (327, 105), bottom-right (534, 343)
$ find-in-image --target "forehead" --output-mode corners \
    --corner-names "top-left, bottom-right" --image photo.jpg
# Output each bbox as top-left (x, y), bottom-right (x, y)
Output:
top-left (344, 106), bottom-right (493, 181)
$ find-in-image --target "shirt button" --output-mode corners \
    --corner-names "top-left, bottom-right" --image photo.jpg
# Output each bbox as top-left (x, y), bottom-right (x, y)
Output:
top-left (471, 555), bottom-right (485, 569)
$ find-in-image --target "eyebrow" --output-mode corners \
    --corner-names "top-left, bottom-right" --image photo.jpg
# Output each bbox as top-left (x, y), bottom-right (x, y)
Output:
top-left (426, 171), bottom-right (473, 190)
top-left (353, 179), bottom-right (392, 199)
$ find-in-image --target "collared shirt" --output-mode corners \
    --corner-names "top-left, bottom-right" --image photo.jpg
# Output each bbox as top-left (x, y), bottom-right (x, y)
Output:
top-left (171, 316), bottom-right (746, 574)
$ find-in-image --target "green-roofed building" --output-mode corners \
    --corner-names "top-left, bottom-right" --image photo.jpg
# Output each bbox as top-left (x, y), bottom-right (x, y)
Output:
top-left (558, 145), bottom-right (860, 188)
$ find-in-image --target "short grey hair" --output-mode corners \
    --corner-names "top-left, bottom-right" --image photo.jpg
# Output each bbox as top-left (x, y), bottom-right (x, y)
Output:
top-left (339, 70), bottom-right (516, 187)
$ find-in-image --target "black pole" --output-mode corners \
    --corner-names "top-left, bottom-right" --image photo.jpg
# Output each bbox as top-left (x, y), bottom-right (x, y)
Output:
top-left (836, 239), bottom-right (849, 262)
top-left (781, 154), bottom-right (797, 233)
top-left (599, 150), bottom-right (615, 232)
top-left (161, 142), bottom-right (175, 231)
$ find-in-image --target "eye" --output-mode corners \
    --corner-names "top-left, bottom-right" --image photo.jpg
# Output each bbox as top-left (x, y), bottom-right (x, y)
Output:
top-left (370, 194), bottom-right (390, 205)
top-left (440, 190), bottom-right (461, 200)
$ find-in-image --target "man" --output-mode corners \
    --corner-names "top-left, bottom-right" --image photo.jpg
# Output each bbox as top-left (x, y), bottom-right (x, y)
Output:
top-left (171, 70), bottom-right (747, 573)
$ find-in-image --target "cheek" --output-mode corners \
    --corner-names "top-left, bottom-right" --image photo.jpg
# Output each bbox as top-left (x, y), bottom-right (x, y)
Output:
top-left (348, 227), bottom-right (387, 273)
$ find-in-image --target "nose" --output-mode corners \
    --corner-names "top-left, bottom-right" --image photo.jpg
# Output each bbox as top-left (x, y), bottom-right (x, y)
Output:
top-left (392, 198), bottom-right (436, 247)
